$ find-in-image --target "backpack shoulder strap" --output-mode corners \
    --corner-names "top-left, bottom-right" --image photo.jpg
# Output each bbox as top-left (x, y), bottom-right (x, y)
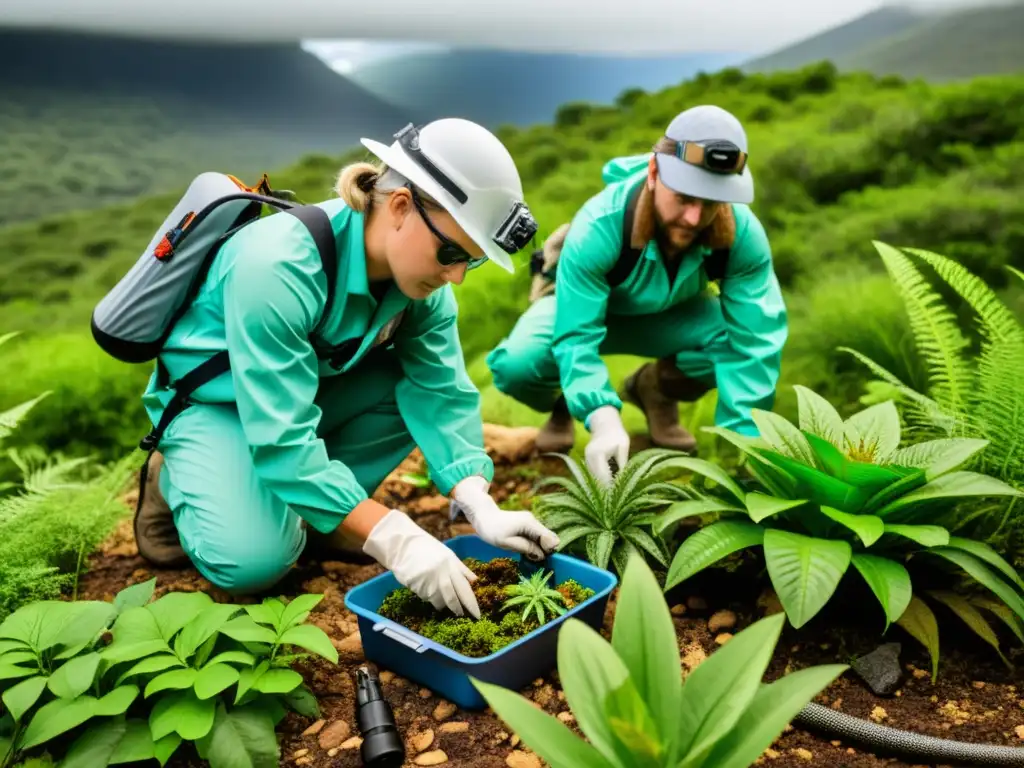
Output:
top-left (704, 246), bottom-right (731, 283)
top-left (606, 180), bottom-right (645, 288)
top-left (284, 204), bottom-right (337, 328)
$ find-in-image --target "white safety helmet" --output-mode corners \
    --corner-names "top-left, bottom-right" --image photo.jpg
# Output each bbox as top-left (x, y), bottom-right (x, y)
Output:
top-left (360, 118), bottom-right (536, 273)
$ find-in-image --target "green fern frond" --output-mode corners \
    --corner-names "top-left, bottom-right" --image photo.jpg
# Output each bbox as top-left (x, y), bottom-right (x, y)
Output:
top-left (873, 241), bottom-right (972, 417)
top-left (973, 336), bottom-right (1024, 479)
top-left (903, 247), bottom-right (1024, 348)
top-left (0, 392), bottom-right (51, 443)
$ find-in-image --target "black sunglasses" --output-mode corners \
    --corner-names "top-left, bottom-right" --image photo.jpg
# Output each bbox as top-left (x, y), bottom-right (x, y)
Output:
top-left (406, 185), bottom-right (487, 271)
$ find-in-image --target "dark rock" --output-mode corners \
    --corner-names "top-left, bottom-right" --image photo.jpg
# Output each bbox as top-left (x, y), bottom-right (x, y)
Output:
top-left (851, 642), bottom-right (904, 696)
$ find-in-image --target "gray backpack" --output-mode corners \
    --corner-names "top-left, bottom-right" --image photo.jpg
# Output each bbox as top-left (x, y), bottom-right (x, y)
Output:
top-left (91, 171), bottom-right (340, 453)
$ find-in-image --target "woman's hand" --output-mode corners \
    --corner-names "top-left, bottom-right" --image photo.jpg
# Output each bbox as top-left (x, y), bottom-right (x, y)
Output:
top-left (451, 476), bottom-right (560, 561)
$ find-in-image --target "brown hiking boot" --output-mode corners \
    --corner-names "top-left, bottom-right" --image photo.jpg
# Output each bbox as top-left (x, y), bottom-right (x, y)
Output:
top-left (622, 358), bottom-right (706, 453)
top-left (534, 395), bottom-right (576, 454)
top-left (134, 451), bottom-right (189, 567)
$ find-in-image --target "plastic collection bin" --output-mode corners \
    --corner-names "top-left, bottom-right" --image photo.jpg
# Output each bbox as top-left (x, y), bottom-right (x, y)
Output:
top-left (344, 534), bottom-right (618, 710)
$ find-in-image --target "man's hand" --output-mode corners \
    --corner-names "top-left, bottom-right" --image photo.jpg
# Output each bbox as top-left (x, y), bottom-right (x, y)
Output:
top-left (362, 508), bottom-right (481, 618)
top-left (451, 476), bottom-right (560, 561)
top-left (585, 405), bottom-right (630, 486)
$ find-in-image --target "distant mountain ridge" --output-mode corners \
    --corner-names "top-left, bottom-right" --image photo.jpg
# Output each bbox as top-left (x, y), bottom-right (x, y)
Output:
top-left (344, 48), bottom-right (746, 126)
top-left (743, 2), bottom-right (1024, 80)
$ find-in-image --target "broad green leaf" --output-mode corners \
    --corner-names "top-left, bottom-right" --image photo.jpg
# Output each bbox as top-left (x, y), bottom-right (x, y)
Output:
top-left (472, 677), bottom-right (616, 768)
top-left (604, 678), bottom-right (664, 766)
top-left (677, 613), bottom-right (786, 764)
top-left (752, 409), bottom-right (818, 467)
top-left (699, 664), bottom-right (848, 768)
top-left (664, 520), bottom-right (764, 592)
top-left (654, 498), bottom-right (746, 534)
top-left (154, 732), bottom-right (183, 766)
top-left (744, 493), bottom-right (807, 524)
top-left (2, 675), bottom-right (48, 722)
top-left (243, 600), bottom-right (286, 629)
top-left (0, 639), bottom-right (28, 655)
top-left (0, 737), bottom-right (10, 766)
top-left (193, 631), bottom-right (220, 669)
top-left (818, 506), bottom-right (884, 547)
top-left (95, 685), bottom-right (140, 716)
top-left (174, 603), bottom-right (244, 661)
top-left (806, 432), bottom-right (910, 495)
top-left (611, 553), bottom-right (681, 762)
top-left (557, 619), bottom-right (635, 768)
top-left (283, 684), bottom-right (320, 719)
top-left (875, 471), bottom-right (1024, 519)
top-left (54, 602), bottom-right (121, 660)
top-left (145, 668), bottom-right (198, 698)
top-left (219, 616), bottom-right (278, 645)
top-left (20, 695), bottom-right (97, 750)
top-left (927, 591), bottom-right (1010, 668)
top-left (851, 554), bottom-right (913, 631)
top-left (586, 531), bottom-right (616, 572)
top-left (757, 450), bottom-right (868, 512)
top-left (924, 548), bottom-right (1024, 621)
top-left (883, 524), bottom-right (950, 548)
top-left (149, 688), bottom-right (217, 742)
top-left (235, 661), bottom-right (270, 704)
top-left (115, 653), bottom-right (184, 686)
top-left (944, 537), bottom-right (1024, 591)
top-left (47, 651), bottom-right (101, 699)
top-left (0, 650), bottom-right (35, 666)
top-left (655, 453), bottom-right (747, 504)
top-left (105, 606), bottom-right (171, 662)
top-left (203, 701), bottom-right (282, 768)
top-left (842, 400), bottom-right (901, 463)
top-left (896, 596), bottom-right (940, 680)
top-left (0, 661), bottom-right (38, 683)
top-left (113, 578), bottom-right (157, 614)
top-left (861, 468), bottom-right (928, 516)
top-left (108, 718), bottom-right (157, 765)
top-left (252, 668), bottom-right (303, 695)
top-left (279, 594), bottom-right (324, 631)
top-left (971, 597), bottom-right (1024, 645)
top-left (61, 718), bottom-right (127, 768)
top-left (194, 663), bottom-right (240, 700)
top-left (889, 438), bottom-right (989, 479)
top-left (146, 591), bottom-right (215, 642)
top-left (0, 601), bottom-right (114, 654)
top-left (206, 650), bottom-right (258, 667)
top-left (278, 624), bottom-right (339, 664)
top-left (763, 530), bottom-right (852, 628)
top-left (742, 450), bottom-right (800, 500)
top-left (793, 384), bottom-right (845, 446)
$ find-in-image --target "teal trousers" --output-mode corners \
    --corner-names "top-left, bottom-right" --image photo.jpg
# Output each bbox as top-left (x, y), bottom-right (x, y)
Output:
top-left (157, 350), bottom-right (415, 595)
top-left (486, 294), bottom-right (727, 414)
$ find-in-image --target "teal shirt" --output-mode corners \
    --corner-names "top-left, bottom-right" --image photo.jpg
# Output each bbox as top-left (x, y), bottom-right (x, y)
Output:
top-left (552, 154), bottom-right (788, 437)
top-left (142, 198), bottom-right (493, 534)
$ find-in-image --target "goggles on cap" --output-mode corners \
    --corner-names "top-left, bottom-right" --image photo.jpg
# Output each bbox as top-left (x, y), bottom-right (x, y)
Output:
top-left (653, 136), bottom-right (748, 175)
top-left (394, 123), bottom-right (539, 255)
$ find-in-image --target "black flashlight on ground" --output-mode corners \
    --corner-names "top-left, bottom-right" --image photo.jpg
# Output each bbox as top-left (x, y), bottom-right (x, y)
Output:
top-left (355, 665), bottom-right (404, 767)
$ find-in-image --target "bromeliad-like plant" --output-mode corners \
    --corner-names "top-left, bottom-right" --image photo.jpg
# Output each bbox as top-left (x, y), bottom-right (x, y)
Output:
top-left (531, 448), bottom-right (697, 577)
top-left (0, 577), bottom-right (337, 767)
top-left (501, 569), bottom-right (566, 626)
top-left (471, 552), bottom-right (847, 768)
top-left (662, 385), bottom-right (1024, 677)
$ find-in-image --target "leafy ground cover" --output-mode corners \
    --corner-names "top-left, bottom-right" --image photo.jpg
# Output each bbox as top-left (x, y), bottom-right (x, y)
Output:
top-left (39, 431), bottom-right (1022, 768)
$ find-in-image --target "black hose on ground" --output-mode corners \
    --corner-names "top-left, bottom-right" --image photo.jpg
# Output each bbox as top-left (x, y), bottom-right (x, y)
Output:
top-left (795, 703), bottom-right (1024, 766)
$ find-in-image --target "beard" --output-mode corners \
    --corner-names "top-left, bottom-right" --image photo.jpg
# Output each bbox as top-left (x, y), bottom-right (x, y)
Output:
top-left (653, 214), bottom-right (700, 258)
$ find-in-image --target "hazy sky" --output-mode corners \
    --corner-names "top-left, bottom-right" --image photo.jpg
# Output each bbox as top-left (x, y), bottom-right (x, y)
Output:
top-left (0, 0), bottom-right (992, 56)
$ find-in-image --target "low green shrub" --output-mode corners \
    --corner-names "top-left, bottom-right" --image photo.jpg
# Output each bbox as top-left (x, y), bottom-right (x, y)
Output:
top-left (0, 579), bottom-right (336, 767)
top-left (665, 385), bottom-right (1024, 678)
top-left (472, 552), bottom-right (847, 768)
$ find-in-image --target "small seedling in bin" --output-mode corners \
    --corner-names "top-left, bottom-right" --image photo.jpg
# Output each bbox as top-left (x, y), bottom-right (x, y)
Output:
top-left (501, 569), bottom-right (567, 626)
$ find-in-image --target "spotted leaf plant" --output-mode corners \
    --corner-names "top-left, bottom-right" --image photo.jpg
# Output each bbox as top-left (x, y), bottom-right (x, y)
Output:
top-left (0, 578), bottom-right (337, 767)
top-left (663, 385), bottom-right (1024, 678)
top-left (472, 552), bottom-right (846, 768)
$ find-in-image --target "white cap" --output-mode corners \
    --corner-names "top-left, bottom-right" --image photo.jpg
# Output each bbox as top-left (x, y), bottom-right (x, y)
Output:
top-left (360, 118), bottom-right (536, 273)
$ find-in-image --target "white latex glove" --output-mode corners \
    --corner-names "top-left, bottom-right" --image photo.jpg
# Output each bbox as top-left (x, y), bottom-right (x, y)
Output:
top-left (451, 476), bottom-right (560, 561)
top-left (585, 405), bottom-right (630, 486)
top-left (362, 509), bottom-right (481, 619)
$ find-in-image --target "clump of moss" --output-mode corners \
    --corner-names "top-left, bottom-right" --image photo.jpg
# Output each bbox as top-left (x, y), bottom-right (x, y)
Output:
top-left (376, 556), bottom-right (591, 658)
top-left (556, 579), bottom-right (595, 609)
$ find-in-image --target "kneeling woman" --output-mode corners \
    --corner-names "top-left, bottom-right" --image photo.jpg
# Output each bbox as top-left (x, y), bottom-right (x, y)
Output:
top-left (133, 118), bottom-right (559, 620)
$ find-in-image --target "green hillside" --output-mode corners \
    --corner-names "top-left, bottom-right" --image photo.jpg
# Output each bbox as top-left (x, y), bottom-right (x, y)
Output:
top-left (744, 1), bottom-right (1024, 80)
top-left (1, 61), bottom-right (1023, 467)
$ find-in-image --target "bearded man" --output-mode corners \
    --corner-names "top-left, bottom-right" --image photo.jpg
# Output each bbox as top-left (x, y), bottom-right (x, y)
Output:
top-left (486, 105), bottom-right (788, 485)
